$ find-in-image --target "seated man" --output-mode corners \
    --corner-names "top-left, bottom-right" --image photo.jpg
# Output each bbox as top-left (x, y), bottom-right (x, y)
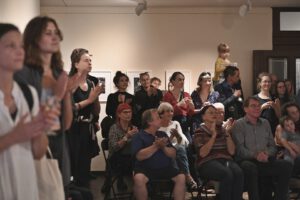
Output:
top-left (131, 109), bottom-right (186, 200)
top-left (232, 96), bottom-right (293, 200)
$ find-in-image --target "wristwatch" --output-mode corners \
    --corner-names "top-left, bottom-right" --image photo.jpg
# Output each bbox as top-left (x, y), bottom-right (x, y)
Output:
top-left (122, 136), bottom-right (128, 142)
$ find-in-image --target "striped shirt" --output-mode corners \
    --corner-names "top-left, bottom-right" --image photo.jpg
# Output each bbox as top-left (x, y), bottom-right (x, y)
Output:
top-left (193, 123), bottom-right (232, 167)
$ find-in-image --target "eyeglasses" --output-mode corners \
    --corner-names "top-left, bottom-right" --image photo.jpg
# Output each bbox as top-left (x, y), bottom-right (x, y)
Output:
top-left (248, 104), bottom-right (261, 109)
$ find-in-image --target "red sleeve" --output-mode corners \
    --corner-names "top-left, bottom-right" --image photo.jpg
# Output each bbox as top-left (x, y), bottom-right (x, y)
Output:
top-left (163, 91), bottom-right (183, 116)
top-left (184, 92), bottom-right (195, 116)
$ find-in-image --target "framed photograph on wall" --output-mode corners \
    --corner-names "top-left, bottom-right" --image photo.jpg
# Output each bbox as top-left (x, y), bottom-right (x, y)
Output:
top-left (126, 70), bottom-right (152, 94)
top-left (89, 71), bottom-right (111, 102)
top-left (165, 70), bottom-right (191, 93)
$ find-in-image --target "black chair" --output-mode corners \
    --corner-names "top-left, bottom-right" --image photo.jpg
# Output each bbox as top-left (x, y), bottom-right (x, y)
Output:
top-left (147, 179), bottom-right (174, 200)
top-left (101, 138), bottom-right (133, 200)
top-left (289, 175), bottom-right (300, 200)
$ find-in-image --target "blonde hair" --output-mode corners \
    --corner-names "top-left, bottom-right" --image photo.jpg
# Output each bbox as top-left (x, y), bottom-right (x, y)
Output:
top-left (157, 102), bottom-right (174, 116)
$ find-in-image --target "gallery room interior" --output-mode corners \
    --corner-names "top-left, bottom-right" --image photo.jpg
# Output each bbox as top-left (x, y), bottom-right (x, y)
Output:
top-left (1, 0), bottom-right (300, 199)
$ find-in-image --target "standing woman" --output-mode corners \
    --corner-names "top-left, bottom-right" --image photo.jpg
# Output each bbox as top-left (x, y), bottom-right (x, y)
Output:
top-left (69, 48), bottom-right (103, 187)
top-left (14, 16), bottom-right (74, 192)
top-left (0, 23), bottom-right (48, 199)
top-left (106, 71), bottom-right (135, 123)
top-left (274, 80), bottom-right (290, 107)
top-left (285, 79), bottom-right (296, 102)
top-left (191, 72), bottom-right (219, 131)
top-left (163, 72), bottom-right (194, 142)
top-left (254, 72), bottom-right (281, 135)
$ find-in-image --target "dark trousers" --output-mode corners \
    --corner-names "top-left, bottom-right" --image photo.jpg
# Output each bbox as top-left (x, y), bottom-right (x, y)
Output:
top-left (293, 156), bottom-right (300, 175)
top-left (69, 122), bottom-right (92, 187)
top-left (239, 159), bottom-right (293, 200)
top-left (198, 159), bottom-right (244, 200)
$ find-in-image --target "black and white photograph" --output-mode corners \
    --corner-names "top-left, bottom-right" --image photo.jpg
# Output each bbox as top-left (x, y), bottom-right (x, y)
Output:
top-left (126, 70), bottom-right (152, 94)
top-left (90, 71), bottom-right (111, 102)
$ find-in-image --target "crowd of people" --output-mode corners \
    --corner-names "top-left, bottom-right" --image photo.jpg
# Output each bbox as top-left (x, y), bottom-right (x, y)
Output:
top-left (2, 15), bottom-right (300, 200)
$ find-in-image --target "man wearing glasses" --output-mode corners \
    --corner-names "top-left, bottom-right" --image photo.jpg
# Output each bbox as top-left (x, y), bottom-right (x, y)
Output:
top-left (232, 96), bottom-right (292, 200)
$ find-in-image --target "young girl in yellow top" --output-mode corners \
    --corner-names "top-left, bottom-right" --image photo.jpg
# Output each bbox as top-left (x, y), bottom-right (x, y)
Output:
top-left (212, 43), bottom-right (231, 86)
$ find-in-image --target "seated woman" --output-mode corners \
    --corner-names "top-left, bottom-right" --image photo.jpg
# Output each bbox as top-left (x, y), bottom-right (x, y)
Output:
top-left (158, 102), bottom-right (197, 189)
top-left (193, 105), bottom-right (243, 200)
top-left (108, 103), bottom-right (138, 190)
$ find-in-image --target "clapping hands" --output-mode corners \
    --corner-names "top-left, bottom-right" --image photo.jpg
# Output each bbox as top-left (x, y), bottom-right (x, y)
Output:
top-left (170, 128), bottom-right (182, 144)
top-left (154, 137), bottom-right (169, 149)
top-left (126, 126), bottom-right (138, 138)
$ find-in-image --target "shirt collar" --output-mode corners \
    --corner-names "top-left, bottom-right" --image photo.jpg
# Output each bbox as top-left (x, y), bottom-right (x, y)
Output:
top-left (244, 116), bottom-right (263, 125)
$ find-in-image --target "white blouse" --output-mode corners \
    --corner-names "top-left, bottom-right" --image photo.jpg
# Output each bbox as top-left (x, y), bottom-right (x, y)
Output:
top-left (159, 121), bottom-right (189, 147)
top-left (0, 81), bottom-right (40, 200)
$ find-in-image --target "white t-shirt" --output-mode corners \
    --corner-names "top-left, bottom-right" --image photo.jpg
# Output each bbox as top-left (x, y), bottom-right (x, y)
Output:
top-left (0, 81), bottom-right (39, 200)
top-left (159, 121), bottom-right (189, 147)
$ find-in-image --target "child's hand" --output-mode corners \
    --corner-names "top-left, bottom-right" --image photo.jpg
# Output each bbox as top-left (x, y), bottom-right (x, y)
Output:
top-left (233, 90), bottom-right (242, 97)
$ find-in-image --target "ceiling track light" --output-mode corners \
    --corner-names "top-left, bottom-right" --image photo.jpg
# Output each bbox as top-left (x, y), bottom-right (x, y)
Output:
top-left (135, 0), bottom-right (147, 16)
top-left (239, 0), bottom-right (252, 17)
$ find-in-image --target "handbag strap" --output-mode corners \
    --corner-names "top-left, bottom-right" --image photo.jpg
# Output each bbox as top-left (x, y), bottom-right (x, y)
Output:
top-left (47, 146), bottom-right (54, 159)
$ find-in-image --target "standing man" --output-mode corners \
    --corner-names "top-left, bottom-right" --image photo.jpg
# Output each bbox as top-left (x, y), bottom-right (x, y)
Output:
top-left (135, 72), bottom-right (162, 128)
top-left (214, 66), bottom-right (244, 120)
top-left (131, 109), bottom-right (186, 200)
top-left (232, 96), bottom-right (292, 200)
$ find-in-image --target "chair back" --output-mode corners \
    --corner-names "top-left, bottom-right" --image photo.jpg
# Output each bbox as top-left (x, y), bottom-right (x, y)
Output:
top-left (101, 116), bottom-right (115, 138)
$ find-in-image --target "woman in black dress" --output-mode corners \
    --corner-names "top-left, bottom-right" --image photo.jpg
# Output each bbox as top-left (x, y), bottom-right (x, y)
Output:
top-left (106, 71), bottom-right (136, 124)
top-left (69, 48), bottom-right (104, 187)
top-left (254, 72), bottom-right (281, 135)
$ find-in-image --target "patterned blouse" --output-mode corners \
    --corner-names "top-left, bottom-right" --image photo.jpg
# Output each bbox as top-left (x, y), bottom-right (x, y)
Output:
top-left (108, 123), bottom-right (131, 157)
top-left (190, 90), bottom-right (219, 132)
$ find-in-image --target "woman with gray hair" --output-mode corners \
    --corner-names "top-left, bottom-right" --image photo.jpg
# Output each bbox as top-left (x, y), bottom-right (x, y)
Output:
top-left (158, 102), bottom-right (197, 189)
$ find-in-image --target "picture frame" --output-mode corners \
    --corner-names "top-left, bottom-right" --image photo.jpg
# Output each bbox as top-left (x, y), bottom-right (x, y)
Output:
top-left (165, 70), bottom-right (191, 93)
top-left (126, 70), bottom-right (152, 94)
top-left (89, 71), bottom-right (111, 102)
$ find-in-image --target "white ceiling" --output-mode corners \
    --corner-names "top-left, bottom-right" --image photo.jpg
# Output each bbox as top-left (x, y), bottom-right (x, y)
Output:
top-left (40, 0), bottom-right (300, 8)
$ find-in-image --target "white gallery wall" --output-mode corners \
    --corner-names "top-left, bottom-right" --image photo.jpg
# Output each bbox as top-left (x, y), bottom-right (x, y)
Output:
top-left (41, 6), bottom-right (273, 170)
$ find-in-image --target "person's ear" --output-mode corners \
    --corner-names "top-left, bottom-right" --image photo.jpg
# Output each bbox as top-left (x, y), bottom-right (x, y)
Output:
top-left (75, 62), bottom-right (79, 69)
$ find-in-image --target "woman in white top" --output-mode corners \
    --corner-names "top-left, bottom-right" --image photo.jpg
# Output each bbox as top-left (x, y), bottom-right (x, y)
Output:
top-left (0, 23), bottom-right (48, 200)
top-left (158, 102), bottom-right (197, 189)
